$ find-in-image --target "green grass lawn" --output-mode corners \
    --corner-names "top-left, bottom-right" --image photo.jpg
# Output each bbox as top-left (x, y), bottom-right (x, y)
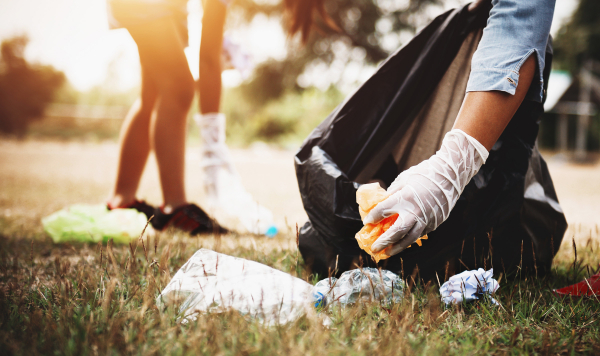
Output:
top-left (1, 217), bottom-right (599, 355)
top-left (0, 140), bottom-right (599, 355)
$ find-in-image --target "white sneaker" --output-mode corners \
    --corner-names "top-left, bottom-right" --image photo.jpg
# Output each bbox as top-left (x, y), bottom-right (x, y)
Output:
top-left (195, 113), bottom-right (277, 237)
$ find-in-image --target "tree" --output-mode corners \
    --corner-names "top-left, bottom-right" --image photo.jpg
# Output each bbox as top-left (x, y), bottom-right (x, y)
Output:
top-left (230, 0), bottom-right (440, 105)
top-left (553, 0), bottom-right (600, 74)
top-left (0, 35), bottom-right (65, 136)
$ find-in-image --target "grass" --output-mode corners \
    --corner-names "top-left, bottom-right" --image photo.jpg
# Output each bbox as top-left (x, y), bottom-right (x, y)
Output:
top-left (0, 138), bottom-right (599, 355)
top-left (0, 217), bottom-right (599, 355)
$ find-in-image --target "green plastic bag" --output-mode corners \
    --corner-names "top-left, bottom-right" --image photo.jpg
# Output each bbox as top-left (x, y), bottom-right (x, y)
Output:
top-left (42, 204), bottom-right (149, 244)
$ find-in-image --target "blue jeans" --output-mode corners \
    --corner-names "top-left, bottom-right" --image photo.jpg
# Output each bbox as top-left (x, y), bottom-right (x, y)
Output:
top-left (466, 0), bottom-right (556, 103)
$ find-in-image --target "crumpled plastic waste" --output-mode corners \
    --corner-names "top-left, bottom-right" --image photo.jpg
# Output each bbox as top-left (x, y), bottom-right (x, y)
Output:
top-left (205, 166), bottom-right (278, 237)
top-left (222, 36), bottom-right (253, 79)
top-left (440, 268), bottom-right (499, 305)
top-left (355, 183), bottom-right (427, 262)
top-left (311, 267), bottom-right (405, 307)
top-left (157, 249), bottom-right (313, 325)
top-left (554, 267), bottom-right (600, 297)
top-left (194, 113), bottom-right (278, 237)
top-left (42, 204), bottom-right (149, 244)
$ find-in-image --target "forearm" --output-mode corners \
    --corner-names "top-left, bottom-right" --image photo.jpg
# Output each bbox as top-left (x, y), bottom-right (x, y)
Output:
top-left (453, 55), bottom-right (536, 150)
top-left (199, 58), bottom-right (222, 114)
top-left (199, 0), bottom-right (226, 114)
top-left (367, 0), bottom-right (555, 256)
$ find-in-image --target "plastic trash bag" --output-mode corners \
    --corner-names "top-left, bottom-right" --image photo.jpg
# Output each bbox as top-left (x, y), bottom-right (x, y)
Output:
top-left (311, 267), bottom-right (404, 308)
top-left (157, 249), bottom-right (313, 325)
top-left (440, 268), bottom-right (499, 305)
top-left (42, 204), bottom-right (149, 244)
top-left (295, 3), bottom-right (567, 281)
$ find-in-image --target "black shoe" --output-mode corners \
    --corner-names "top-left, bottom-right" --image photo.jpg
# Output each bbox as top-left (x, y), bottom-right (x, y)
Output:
top-left (108, 199), bottom-right (156, 221)
top-left (151, 203), bottom-right (227, 235)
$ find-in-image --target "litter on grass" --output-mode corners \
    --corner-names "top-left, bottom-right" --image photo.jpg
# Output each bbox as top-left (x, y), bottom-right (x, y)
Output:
top-left (157, 249), bottom-right (313, 325)
top-left (42, 204), bottom-right (149, 244)
top-left (158, 250), bottom-right (407, 325)
top-left (440, 268), bottom-right (499, 305)
top-left (355, 183), bottom-right (427, 263)
top-left (553, 267), bottom-right (600, 297)
top-left (312, 267), bottom-right (405, 308)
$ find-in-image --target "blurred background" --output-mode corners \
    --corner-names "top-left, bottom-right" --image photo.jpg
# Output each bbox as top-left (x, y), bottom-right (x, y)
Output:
top-left (0, 0), bottom-right (588, 148)
top-left (0, 0), bottom-right (598, 236)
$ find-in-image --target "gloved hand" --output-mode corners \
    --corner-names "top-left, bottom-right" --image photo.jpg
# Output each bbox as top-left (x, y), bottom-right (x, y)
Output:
top-left (364, 129), bottom-right (489, 256)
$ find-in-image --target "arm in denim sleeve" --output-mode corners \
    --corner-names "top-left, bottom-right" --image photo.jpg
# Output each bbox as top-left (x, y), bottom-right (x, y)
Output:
top-left (466, 0), bottom-right (555, 102)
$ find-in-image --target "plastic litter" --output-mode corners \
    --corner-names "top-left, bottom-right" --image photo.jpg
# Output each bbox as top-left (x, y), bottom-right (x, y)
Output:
top-left (204, 166), bottom-right (278, 237)
top-left (553, 267), bottom-right (600, 297)
top-left (42, 204), bottom-right (148, 244)
top-left (222, 36), bottom-right (253, 79)
top-left (355, 183), bottom-right (428, 263)
top-left (195, 113), bottom-right (278, 237)
top-left (439, 268), bottom-right (499, 305)
top-left (157, 249), bottom-right (312, 325)
top-left (311, 267), bottom-right (405, 308)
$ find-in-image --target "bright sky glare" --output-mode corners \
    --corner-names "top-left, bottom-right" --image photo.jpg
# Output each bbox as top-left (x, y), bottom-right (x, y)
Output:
top-left (0, 0), bottom-right (578, 91)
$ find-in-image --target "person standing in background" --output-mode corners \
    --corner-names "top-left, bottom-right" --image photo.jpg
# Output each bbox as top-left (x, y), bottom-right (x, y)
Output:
top-left (106, 0), bottom-right (225, 234)
top-left (104, 0), bottom-right (330, 235)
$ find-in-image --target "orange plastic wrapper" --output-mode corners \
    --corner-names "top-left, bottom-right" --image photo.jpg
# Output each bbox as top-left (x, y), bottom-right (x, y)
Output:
top-left (355, 183), bottom-right (428, 263)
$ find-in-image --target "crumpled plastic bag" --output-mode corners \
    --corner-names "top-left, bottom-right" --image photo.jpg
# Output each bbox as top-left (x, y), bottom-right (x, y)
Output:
top-left (553, 268), bottom-right (600, 297)
top-left (42, 204), bottom-right (149, 244)
top-left (355, 183), bottom-right (427, 262)
top-left (222, 36), bottom-right (253, 79)
top-left (193, 113), bottom-right (278, 238)
top-left (439, 268), bottom-right (499, 305)
top-left (206, 170), bottom-right (278, 237)
top-left (311, 267), bottom-right (405, 307)
top-left (157, 249), bottom-right (313, 325)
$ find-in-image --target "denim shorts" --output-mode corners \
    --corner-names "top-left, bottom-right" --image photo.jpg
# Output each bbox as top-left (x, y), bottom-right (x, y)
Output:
top-left (466, 0), bottom-right (556, 103)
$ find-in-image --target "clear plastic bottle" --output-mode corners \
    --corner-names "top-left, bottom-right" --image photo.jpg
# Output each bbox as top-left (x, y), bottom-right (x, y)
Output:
top-left (311, 267), bottom-right (405, 307)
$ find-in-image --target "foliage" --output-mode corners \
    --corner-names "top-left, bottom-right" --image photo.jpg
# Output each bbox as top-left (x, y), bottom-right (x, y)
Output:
top-left (221, 86), bottom-right (345, 146)
top-left (231, 0), bottom-right (440, 105)
top-left (55, 81), bottom-right (139, 107)
top-left (0, 219), bottom-right (599, 355)
top-left (0, 36), bottom-right (65, 136)
top-left (553, 0), bottom-right (600, 73)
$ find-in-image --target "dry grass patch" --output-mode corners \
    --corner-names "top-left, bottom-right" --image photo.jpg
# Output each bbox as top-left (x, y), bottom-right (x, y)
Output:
top-left (0, 221), bottom-right (599, 355)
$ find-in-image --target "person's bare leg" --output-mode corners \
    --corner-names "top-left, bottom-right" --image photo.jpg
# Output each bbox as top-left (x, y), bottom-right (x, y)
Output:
top-left (453, 55), bottom-right (537, 150)
top-left (109, 67), bottom-right (157, 208)
top-left (199, 0), bottom-right (226, 114)
top-left (128, 18), bottom-right (195, 211)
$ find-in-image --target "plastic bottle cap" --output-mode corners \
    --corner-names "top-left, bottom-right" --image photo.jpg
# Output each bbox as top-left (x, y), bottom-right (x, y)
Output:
top-left (265, 226), bottom-right (278, 238)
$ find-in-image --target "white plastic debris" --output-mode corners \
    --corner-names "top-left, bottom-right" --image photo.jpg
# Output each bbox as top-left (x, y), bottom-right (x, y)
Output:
top-left (311, 268), bottom-right (405, 307)
top-left (439, 268), bottom-right (499, 305)
top-left (157, 249), bottom-right (312, 325)
top-left (203, 165), bottom-right (278, 237)
top-left (222, 36), bottom-right (254, 79)
top-left (194, 113), bottom-right (278, 237)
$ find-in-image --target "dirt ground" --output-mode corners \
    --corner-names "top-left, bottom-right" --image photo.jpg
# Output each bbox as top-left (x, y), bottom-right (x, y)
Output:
top-left (0, 139), bottom-right (598, 243)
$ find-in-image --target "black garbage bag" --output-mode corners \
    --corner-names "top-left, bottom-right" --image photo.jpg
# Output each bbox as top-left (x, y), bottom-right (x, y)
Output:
top-left (295, 4), bottom-right (567, 282)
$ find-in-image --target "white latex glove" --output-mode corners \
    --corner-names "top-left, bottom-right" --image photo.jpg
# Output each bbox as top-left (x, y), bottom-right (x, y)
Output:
top-left (364, 129), bottom-right (489, 256)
